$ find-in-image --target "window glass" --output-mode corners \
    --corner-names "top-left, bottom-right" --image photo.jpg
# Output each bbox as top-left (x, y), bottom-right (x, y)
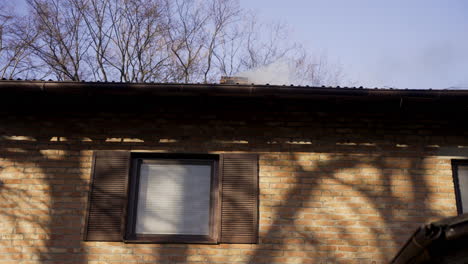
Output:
top-left (136, 162), bottom-right (212, 235)
top-left (457, 165), bottom-right (468, 213)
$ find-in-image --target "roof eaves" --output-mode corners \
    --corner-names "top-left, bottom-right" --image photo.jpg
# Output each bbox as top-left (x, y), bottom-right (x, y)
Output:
top-left (1, 79), bottom-right (468, 99)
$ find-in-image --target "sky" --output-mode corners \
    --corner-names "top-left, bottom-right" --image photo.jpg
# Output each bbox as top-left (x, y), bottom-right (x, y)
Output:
top-left (12, 0), bottom-right (468, 89)
top-left (239, 0), bottom-right (468, 89)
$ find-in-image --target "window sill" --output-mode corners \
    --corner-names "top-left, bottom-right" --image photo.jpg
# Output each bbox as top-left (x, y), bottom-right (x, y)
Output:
top-left (124, 234), bottom-right (218, 244)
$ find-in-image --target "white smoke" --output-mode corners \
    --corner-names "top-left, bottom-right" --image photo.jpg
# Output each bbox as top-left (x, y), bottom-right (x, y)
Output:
top-left (238, 60), bottom-right (294, 85)
top-left (237, 57), bottom-right (346, 86)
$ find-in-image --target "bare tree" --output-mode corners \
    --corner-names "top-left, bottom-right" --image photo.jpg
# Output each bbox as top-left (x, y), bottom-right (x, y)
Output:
top-left (25, 0), bottom-right (91, 81)
top-left (1, 0), bottom-right (345, 85)
top-left (73, 0), bottom-right (112, 81)
top-left (91, 0), bottom-right (169, 82)
top-left (291, 50), bottom-right (345, 86)
top-left (201, 0), bottom-right (241, 83)
top-left (0, 4), bottom-right (40, 79)
top-left (212, 15), bottom-right (300, 77)
top-left (164, 0), bottom-right (211, 83)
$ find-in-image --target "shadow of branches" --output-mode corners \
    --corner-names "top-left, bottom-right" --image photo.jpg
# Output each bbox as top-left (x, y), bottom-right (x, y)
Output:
top-left (0, 144), bottom-right (87, 263)
top-left (247, 151), bottom-right (449, 264)
top-left (0, 95), bottom-right (465, 263)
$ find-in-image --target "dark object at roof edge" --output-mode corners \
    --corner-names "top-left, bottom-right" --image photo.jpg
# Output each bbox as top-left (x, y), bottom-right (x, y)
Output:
top-left (391, 213), bottom-right (468, 264)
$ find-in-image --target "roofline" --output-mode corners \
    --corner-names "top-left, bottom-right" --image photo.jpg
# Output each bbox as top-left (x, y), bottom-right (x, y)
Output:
top-left (1, 80), bottom-right (468, 99)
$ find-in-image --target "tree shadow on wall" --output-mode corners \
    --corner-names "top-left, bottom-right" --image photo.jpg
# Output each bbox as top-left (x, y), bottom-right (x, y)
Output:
top-left (0, 137), bottom-right (196, 264)
top-left (0, 141), bottom-right (87, 263)
top-left (247, 149), bottom-right (447, 264)
top-left (0, 95), bottom-right (461, 264)
top-left (0, 138), bottom-right (454, 263)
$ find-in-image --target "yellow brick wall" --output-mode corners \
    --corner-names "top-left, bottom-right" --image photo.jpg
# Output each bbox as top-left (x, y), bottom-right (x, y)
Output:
top-left (0, 99), bottom-right (464, 264)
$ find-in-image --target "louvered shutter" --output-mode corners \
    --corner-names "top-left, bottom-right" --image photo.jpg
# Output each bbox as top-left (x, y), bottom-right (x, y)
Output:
top-left (220, 154), bottom-right (258, 243)
top-left (84, 151), bottom-right (130, 241)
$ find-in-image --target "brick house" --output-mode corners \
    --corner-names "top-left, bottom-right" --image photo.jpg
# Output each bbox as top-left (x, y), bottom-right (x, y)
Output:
top-left (1, 80), bottom-right (468, 264)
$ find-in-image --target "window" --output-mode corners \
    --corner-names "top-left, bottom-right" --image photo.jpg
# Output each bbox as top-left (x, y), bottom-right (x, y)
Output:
top-left (452, 160), bottom-right (468, 214)
top-left (84, 151), bottom-right (258, 244)
top-left (126, 155), bottom-right (219, 243)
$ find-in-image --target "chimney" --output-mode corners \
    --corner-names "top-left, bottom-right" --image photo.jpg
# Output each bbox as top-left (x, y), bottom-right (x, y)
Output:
top-left (220, 76), bottom-right (249, 85)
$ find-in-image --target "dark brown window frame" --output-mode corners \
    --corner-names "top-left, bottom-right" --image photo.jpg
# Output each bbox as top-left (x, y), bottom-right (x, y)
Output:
top-left (125, 153), bottom-right (220, 244)
top-left (452, 159), bottom-right (468, 215)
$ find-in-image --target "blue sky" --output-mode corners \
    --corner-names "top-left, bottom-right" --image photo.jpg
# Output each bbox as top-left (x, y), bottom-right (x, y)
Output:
top-left (12, 0), bottom-right (468, 89)
top-left (240, 0), bottom-right (468, 89)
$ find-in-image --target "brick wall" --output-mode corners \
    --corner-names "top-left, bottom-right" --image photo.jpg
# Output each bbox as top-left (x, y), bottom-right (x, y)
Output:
top-left (0, 96), bottom-right (465, 264)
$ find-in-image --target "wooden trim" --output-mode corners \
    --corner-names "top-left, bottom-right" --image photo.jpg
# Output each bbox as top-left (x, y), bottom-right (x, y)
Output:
top-left (83, 151), bottom-right (98, 241)
top-left (452, 160), bottom-right (468, 215)
top-left (124, 234), bottom-right (217, 244)
top-left (140, 159), bottom-right (214, 166)
top-left (131, 152), bottom-right (218, 160)
top-left (253, 154), bottom-right (259, 243)
top-left (121, 153), bottom-right (132, 240)
top-left (125, 158), bottom-right (142, 240)
top-left (208, 158), bottom-right (220, 242)
top-left (125, 154), bottom-right (220, 243)
top-left (213, 156), bottom-right (222, 242)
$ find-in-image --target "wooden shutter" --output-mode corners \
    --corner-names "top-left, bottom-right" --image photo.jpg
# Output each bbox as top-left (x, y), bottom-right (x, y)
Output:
top-left (220, 154), bottom-right (258, 243)
top-left (84, 151), bottom-right (130, 241)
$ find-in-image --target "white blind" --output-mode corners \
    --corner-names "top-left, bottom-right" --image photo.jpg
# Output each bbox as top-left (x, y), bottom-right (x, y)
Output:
top-left (135, 162), bottom-right (212, 235)
top-left (458, 166), bottom-right (468, 213)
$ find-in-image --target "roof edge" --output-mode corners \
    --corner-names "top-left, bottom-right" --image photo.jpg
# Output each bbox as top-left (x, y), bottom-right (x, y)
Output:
top-left (1, 80), bottom-right (468, 99)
